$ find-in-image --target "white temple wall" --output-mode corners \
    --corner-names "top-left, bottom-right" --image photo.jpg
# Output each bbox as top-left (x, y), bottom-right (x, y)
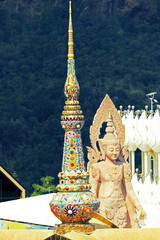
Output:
top-left (121, 107), bottom-right (160, 227)
top-left (131, 150), bottom-right (159, 183)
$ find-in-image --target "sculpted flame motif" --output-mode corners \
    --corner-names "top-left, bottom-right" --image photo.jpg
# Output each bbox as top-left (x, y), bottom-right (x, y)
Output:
top-left (87, 94), bottom-right (147, 228)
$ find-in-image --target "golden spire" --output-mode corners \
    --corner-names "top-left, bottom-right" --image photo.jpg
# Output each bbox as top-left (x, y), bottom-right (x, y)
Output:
top-left (62, 0), bottom-right (82, 120)
top-left (68, 0), bottom-right (74, 59)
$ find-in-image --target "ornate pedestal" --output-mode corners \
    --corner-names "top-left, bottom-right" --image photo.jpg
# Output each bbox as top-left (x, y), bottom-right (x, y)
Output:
top-left (54, 223), bottom-right (95, 235)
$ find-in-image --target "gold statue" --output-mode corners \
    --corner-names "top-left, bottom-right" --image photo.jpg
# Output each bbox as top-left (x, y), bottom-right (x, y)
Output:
top-left (87, 94), bottom-right (146, 228)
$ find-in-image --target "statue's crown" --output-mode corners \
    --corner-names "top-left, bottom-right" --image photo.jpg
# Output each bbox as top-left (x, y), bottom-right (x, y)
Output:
top-left (99, 112), bottom-right (119, 146)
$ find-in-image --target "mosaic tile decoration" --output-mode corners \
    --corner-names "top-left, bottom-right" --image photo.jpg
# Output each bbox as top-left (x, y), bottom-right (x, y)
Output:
top-left (64, 59), bottom-right (79, 100)
top-left (50, 191), bottom-right (99, 223)
top-left (61, 129), bottom-right (85, 172)
top-left (49, 0), bottom-right (100, 225)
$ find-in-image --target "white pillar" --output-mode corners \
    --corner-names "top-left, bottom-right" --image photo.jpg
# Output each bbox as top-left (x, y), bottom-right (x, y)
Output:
top-left (145, 152), bottom-right (149, 175)
top-left (131, 151), bottom-right (135, 175)
top-left (129, 151), bottom-right (135, 177)
top-left (158, 153), bottom-right (160, 181)
top-left (154, 153), bottom-right (158, 183)
top-left (142, 151), bottom-right (149, 181)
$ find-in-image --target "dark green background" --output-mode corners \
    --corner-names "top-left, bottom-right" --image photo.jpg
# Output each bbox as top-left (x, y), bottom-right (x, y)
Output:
top-left (0, 0), bottom-right (159, 195)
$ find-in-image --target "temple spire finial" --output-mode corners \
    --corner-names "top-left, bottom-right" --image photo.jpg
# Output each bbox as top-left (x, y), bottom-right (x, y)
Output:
top-left (68, 0), bottom-right (74, 59)
top-left (64, 0), bottom-right (80, 101)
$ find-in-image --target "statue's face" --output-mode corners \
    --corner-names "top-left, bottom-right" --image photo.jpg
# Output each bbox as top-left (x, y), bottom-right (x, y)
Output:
top-left (105, 144), bottom-right (120, 161)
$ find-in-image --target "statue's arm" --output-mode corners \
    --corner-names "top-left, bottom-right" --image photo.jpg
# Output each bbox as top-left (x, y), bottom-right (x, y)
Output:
top-left (86, 146), bottom-right (100, 173)
top-left (90, 164), bottom-right (100, 198)
top-left (123, 163), bottom-right (147, 224)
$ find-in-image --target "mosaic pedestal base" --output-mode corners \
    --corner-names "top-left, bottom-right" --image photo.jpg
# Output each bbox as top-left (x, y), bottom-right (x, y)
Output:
top-left (55, 223), bottom-right (95, 235)
top-left (50, 191), bottom-right (100, 223)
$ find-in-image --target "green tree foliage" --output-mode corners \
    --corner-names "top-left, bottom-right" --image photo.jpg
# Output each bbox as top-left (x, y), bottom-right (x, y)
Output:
top-left (31, 176), bottom-right (56, 196)
top-left (0, 0), bottom-right (159, 195)
top-left (12, 171), bottom-right (20, 181)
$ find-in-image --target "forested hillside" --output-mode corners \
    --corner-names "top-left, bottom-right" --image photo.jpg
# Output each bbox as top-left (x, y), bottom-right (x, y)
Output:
top-left (0, 0), bottom-right (160, 195)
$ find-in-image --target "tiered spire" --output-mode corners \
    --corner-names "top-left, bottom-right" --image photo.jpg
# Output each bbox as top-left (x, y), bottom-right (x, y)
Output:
top-left (50, 1), bottom-right (99, 231)
top-left (68, 0), bottom-right (74, 60)
top-left (61, 0), bottom-right (84, 175)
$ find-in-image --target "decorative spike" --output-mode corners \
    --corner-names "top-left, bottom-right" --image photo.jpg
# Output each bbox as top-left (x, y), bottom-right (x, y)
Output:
top-left (63, 1), bottom-right (80, 107)
top-left (68, 0), bottom-right (74, 59)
